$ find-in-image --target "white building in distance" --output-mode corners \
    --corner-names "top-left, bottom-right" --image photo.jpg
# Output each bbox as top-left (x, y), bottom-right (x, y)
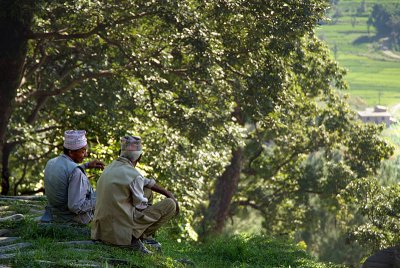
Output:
top-left (357, 105), bottom-right (396, 127)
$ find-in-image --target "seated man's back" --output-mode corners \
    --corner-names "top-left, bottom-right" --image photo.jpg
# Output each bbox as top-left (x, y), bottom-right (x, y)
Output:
top-left (42, 130), bottom-right (104, 225)
top-left (44, 154), bottom-right (83, 222)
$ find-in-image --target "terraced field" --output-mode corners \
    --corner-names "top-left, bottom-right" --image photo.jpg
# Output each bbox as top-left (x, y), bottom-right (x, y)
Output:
top-left (317, 1), bottom-right (400, 108)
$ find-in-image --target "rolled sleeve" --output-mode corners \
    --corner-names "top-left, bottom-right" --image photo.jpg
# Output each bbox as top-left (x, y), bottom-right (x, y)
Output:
top-left (143, 177), bottom-right (156, 188)
top-left (129, 176), bottom-right (147, 202)
top-left (130, 175), bottom-right (156, 210)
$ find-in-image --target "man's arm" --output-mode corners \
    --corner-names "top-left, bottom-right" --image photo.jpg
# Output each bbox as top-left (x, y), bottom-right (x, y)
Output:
top-left (150, 183), bottom-right (180, 215)
top-left (67, 168), bottom-right (95, 214)
top-left (83, 160), bottom-right (105, 170)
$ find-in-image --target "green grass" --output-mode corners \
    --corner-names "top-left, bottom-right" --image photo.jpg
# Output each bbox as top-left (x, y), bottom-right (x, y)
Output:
top-left (0, 217), bottom-right (340, 268)
top-left (169, 234), bottom-right (340, 268)
top-left (318, 2), bottom-right (400, 108)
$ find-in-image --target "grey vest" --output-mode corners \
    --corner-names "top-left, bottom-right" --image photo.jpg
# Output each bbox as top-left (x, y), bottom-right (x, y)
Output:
top-left (44, 154), bottom-right (84, 222)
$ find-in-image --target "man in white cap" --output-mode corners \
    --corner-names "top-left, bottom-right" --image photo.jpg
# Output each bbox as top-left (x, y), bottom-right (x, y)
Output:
top-left (91, 135), bottom-right (179, 253)
top-left (41, 130), bottom-right (104, 225)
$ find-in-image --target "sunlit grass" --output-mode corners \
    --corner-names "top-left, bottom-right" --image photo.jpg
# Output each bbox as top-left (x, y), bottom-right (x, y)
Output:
top-left (2, 218), bottom-right (339, 268)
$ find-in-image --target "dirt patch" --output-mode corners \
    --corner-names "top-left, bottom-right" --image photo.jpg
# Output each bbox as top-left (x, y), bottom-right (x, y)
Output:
top-left (382, 50), bottom-right (400, 61)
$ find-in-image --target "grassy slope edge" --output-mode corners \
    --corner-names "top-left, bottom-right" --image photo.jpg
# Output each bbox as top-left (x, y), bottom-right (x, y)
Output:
top-left (0, 197), bottom-right (340, 268)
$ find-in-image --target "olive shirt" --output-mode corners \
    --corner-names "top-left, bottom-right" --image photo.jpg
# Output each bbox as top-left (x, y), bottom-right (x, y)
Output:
top-left (91, 156), bottom-right (156, 245)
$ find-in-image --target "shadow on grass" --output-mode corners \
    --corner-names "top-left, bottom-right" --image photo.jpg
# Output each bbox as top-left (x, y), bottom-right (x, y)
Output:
top-left (353, 35), bottom-right (379, 45)
top-left (17, 219), bottom-right (91, 241)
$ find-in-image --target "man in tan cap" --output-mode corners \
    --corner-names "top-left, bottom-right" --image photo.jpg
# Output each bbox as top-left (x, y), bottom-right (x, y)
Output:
top-left (41, 130), bottom-right (104, 224)
top-left (91, 135), bottom-right (179, 253)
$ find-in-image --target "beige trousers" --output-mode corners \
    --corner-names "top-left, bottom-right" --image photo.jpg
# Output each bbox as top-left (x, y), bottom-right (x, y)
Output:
top-left (131, 188), bottom-right (176, 239)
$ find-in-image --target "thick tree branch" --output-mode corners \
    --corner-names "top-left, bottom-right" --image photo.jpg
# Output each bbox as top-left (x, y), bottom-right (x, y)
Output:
top-left (237, 200), bottom-right (261, 210)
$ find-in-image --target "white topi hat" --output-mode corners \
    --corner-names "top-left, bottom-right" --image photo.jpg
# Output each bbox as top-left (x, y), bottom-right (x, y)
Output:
top-left (63, 130), bottom-right (87, 150)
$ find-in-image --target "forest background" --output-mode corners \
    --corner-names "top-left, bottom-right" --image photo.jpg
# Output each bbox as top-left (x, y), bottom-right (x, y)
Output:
top-left (1, 0), bottom-right (400, 267)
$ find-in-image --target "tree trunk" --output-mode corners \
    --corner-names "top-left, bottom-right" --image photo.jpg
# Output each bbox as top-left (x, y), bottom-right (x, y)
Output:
top-left (199, 102), bottom-right (246, 238)
top-left (0, 1), bottom-right (33, 195)
top-left (1, 143), bottom-right (17, 195)
top-left (199, 147), bottom-right (244, 237)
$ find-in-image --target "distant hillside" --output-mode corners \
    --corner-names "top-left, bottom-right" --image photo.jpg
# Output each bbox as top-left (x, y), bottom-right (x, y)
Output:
top-left (317, 0), bottom-right (400, 110)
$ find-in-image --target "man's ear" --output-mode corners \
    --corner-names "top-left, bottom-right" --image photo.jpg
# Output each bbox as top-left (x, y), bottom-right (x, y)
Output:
top-left (66, 150), bottom-right (73, 158)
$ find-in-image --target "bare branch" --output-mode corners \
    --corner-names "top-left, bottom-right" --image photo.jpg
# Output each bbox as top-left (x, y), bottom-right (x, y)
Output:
top-left (25, 143), bottom-right (60, 161)
top-left (270, 150), bottom-right (303, 176)
top-left (147, 87), bottom-right (159, 117)
top-left (223, 62), bottom-right (251, 78)
top-left (20, 42), bottom-right (47, 88)
top-left (301, 189), bottom-right (325, 195)
top-left (14, 161), bottom-right (28, 195)
top-left (20, 187), bottom-right (45, 195)
top-left (27, 71), bottom-right (114, 100)
top-left (48, 71), bottom-right (114, 96)
top-left (35, 125), bottom-right (62, 134)
top-left (26, 96), bottom-right (48, 125)
top-left (27, 23), bottom-right (106, 40)
top-left (248, 147), bottom-right (263, 172)
top-left (114, 12), bottom-right (152, 25)
top-left (22, 71), bottom-right (113, 125)
top-left (98, 33), bottom-right (132, 59)
top-left (26, 12), bottom-right (153, 41)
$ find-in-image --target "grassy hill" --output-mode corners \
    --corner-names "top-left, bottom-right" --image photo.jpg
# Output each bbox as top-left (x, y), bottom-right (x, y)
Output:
top-left (317, 0), bottom-right (400, 109)
top-left (0, 196), bottom-right (339, 268)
